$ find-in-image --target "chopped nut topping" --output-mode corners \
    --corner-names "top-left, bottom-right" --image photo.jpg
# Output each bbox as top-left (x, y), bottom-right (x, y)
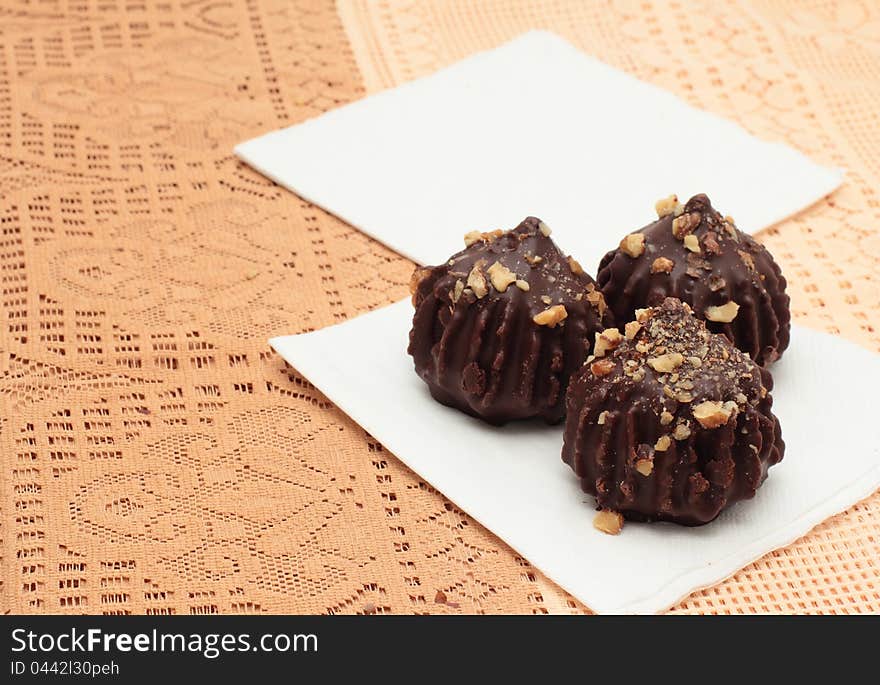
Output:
top-left (672, 211), bottom-right (701, 239)
top-left (467, 262), bottom-right (489, 298)
top-left (655, 194), bottom-right (683, 218)
top-left (585, 286), bottom-right (607, 317)
top-left (737, 249), bottom-right (756, 272)
top-left (692, 400), bottom-right (737, 429)
top-left (515, 279), bottom-right (530, 292)
top-left (724, 218), bottom-right (739, 242)
top-left (590, 358), bottom-right (615, 377)
top-left (672, 423), bottom-right (691, 440)
top-left (686, 253), bottom-right (712, 275)
top-left (463, 230), bottom-right (482, 247)
top-left (410, 268), bottom-right (431, 305)
top-left (584, 299), bottom-right (763, 450)
top-left (591, 298), bottom-right (766, 444)
top-left (704, 301), bottom-right (740, 323)
top-left (635, 458), bottom-right (654, 476)
top-left (593, 328), bottom-right (623, 358)
top-left (651, 256), bottom-right (675, 274)
top-left (635, 308), bottom-right (652, 323)
top-left (647, 352), bottom-right (684, 373)
top-left (708, 275), bottom-right (726, 292)
top-left (524, 253), bottom-right (543, 265)
top-left (624, 321), bottom-right (642, 340)
top-left (540, 295), bottom-right (552, 305)
top-left (538, 221), bottom-right (552, 237)
top-left (409, 266), bottom-right (430, 297)
top-left (568, 256), bottom-right (584, 275)
top-left (593, 510), bottom-right (623, 535)
top-left (451, 279), bottom-right (464, 303)
top-left (597, 410), bottom-right (608, 425)
top-left (487, 261), bottom-right (516, 292)
top-left (533, 304), bottom-right (567, 327)
top-left (702, 232), bottom-right (721, 255)
top-left (463, 229), bottom-right (503, 247)
top-left (619, 233), bottom-right (645, 258)
top-left (683, 234), bottom-right (700, 253)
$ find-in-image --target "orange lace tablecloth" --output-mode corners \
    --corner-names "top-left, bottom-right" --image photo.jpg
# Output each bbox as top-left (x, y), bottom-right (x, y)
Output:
top-left (0, 0), bottom-right (877, 615)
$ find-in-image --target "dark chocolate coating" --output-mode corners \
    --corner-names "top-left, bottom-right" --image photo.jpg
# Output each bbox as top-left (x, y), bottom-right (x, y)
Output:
top-left (408, 217), bottom-right (612, 424)
top-left (562, 298), bottom-right (784, 526)
top-left (597, 194), bottom-right (790, 365)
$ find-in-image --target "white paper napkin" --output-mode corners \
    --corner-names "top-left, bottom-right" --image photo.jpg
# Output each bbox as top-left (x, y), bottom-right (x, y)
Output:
top-left (270, 301), bottom-right (880, 614)
top-left (236, 30), bottom-right (842, 268)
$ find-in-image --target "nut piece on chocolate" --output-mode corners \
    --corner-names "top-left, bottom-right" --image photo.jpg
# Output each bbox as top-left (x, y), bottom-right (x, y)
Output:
top-left (408, 217), bottom-right (614, 425)
top-left (562, 298), bottom-right (784, 527)
top-left (596, 194), bottom-right (790, 365)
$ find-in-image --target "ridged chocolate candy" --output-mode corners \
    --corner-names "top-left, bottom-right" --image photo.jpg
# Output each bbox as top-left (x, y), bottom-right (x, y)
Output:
top-left (562, 298), bottom-right (784, 529)
top-left (408, 217), bottom-right (613, 424)
top-left (597, 193), bottom-right (790, 365)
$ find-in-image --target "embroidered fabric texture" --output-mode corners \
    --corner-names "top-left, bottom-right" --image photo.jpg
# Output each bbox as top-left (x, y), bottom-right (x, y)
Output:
top-left (0, 0), bottom-right (876, 615)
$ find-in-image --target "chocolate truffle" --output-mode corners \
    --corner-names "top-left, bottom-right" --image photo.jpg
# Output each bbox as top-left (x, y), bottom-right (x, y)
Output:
top-left (597, 193), bottom-right (790, 365)
top-left (409, 217), bottom-right (613, 424)
top-left (562, 298), bottom-right (784, 529)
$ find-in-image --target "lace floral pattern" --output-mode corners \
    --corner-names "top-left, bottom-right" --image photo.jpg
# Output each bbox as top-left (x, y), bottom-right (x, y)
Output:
top-left (1, 0), bottom-right (877, 614)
